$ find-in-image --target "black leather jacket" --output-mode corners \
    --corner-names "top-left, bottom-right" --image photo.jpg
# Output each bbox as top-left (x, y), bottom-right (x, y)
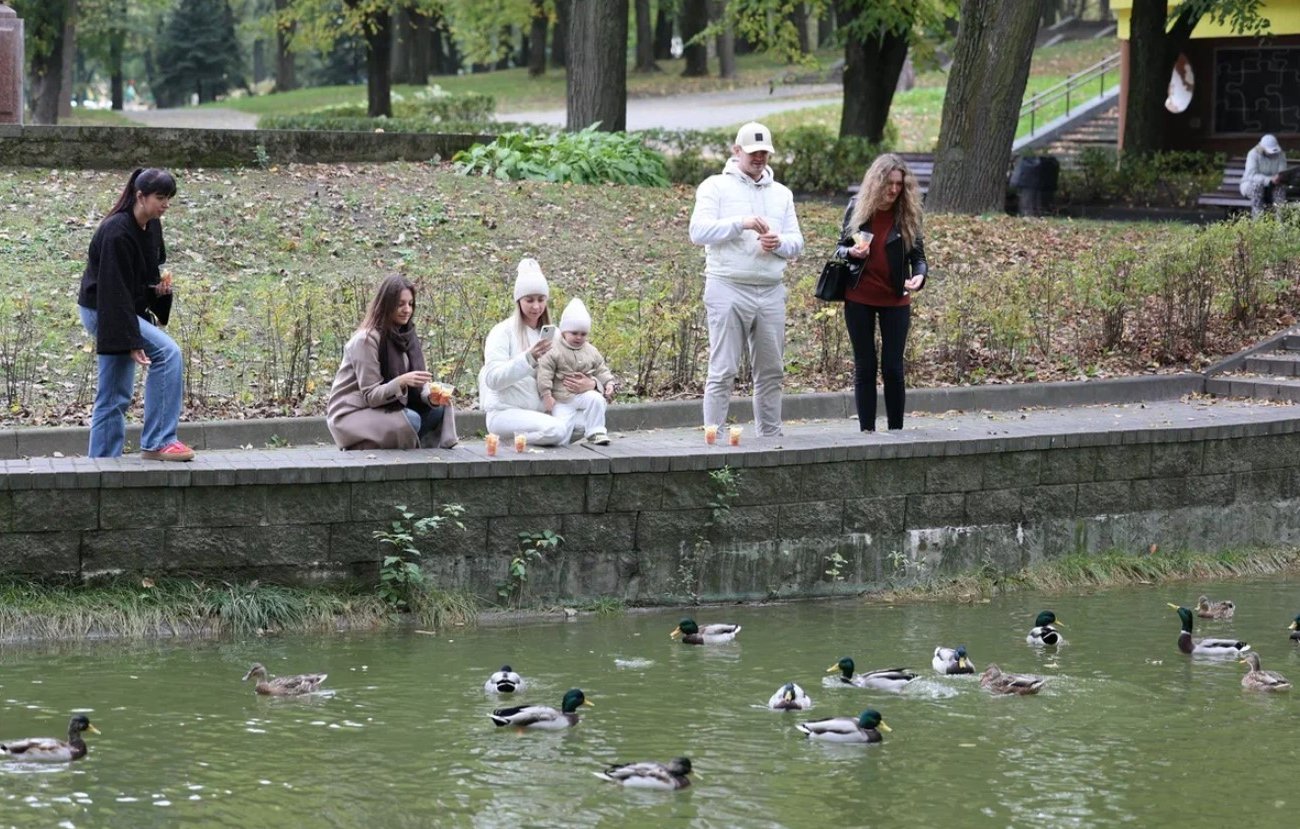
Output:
top-left (833, 198), bottom-right (928, 297)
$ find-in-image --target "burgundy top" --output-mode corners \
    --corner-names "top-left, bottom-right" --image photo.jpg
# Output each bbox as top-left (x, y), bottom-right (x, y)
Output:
top-left (845, 210), bottom-right (909, 308)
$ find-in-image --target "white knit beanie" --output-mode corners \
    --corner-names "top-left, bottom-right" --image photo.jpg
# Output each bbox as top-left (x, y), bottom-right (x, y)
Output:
top-left (559, 298), bottom-right (592, 333)
top-left (513, 258), bottom-right (549, 301)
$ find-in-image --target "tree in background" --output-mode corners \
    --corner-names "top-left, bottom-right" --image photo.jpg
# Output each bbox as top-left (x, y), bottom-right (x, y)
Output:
top-left (680, 0), bottom-right (709, 75)
top-left (1122, 0), bottom-right (1266, 157)
top-left (634, 0), bottom-right (660, 72)
top-left (153, 0), bottom-right (244, 106)
top-left (927, 0), bottom-right (1039, 214)
top-left (10, 0), bottom-right (77, 124)
top-left (566, 0), bottom-right (628, 131)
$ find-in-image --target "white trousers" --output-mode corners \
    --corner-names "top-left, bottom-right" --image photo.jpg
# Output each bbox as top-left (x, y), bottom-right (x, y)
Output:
top-left (702, 278), bottom-right (786, 436)
top-left (485, 408), bottom-right (571, 446)
top-left (552, 390), bottom-right (608, 444)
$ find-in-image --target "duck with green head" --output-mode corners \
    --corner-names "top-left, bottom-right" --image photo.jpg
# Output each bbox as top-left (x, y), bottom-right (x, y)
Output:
top-left (932, 645), bottom-right (975, 675)
top-left (1289, 614), bottom-right (1300, 642)
top-left (1168, 604), bottom-right (1250, 657)
top-left (1026, 611), bottom-right (1065, 646)
top-left (670, 618), bottom-right (740, 645)
top-left (767, 682), bottom-right (813, 711)
top-left (796, 709), bottom-right (891, 743)
top-left (489, 688), bottom-right (593, 730)
top-left (1, 714), bottom-right (100, 763)
top-left (596, 757), bottom-right (694, 789)
top-left (826, 657), bottom-right (916, 693)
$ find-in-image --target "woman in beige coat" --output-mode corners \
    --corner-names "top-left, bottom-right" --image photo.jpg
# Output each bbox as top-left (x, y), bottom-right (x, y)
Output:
top-left (326, 274), bottom-right (458, 450)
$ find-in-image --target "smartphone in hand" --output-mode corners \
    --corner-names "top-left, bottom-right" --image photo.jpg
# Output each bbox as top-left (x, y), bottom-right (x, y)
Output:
top-left (540, 324), bottom-right (557, 338)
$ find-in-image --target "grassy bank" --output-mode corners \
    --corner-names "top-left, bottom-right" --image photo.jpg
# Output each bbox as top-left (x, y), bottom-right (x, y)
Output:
top-left (869, 546), bottom-right (1300, 604)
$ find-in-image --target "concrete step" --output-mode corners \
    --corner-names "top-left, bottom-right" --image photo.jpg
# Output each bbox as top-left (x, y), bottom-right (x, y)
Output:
top-left (1206, 374), bottom-right (1300, 402)
top-left (1245, 352), bottom-right (1300, 376)
top-left (1283, 335), bottom-right (1300, 350)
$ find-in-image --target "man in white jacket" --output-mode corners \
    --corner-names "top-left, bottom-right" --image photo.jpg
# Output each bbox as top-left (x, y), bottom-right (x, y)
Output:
top-left (1239, 134), bottom-right (1288, 218)
top-left (689, 121), bottom-right (804, 437)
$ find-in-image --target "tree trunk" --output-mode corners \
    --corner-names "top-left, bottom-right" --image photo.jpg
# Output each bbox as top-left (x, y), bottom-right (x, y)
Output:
top-left (1099, 0), bottom-right (1111, 21)
top-left (409, 11), bottom-right (433, 84)
top-left (566, 0), bottom-right (628, 132)
top-left (818, 3), bottom-right (835, 47)
top-left (653, 4), bottom-right (673, 60)
top-left (274, 0), bottom-right (297, 92)
top-left (711, 0), bottom-right (735, 78)
top-left (110, 27), bottom-right (124, 110)
top-left (791, 2), bottom-right (811, 55)
top-left (364, 9), bottom-right (394, 117)
top-left (31, 3), bottom-right (67, 124)
top-left (1122, 0), bottom-right (1199, 157)
top-left (634, 0), bottom-right (659, 72)
top-left (391, 7), bottom-right (413, 84)
top-left (839, 15), bottom-right (909, 144)
top-left (681, 0), bottom-right (709, 77)
top-left (551, 0), bottom-right (570, 68)
top-left (57, 0), bottom-right (78, 119)
top-left (928, 0), bottom-right (1040, 214)
top-left (527, 0), bottom-right (547, 76)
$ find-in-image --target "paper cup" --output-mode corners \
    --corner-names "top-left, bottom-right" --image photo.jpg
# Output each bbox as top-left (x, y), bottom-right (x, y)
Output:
top-left (704, 425), bottom-right (718, 445)
top-left (728, 426), bottom-right (742, 446)
top-left (514, 434), bottom-right (527, 453)
top-left (485, 433), bottom-right (499, 457)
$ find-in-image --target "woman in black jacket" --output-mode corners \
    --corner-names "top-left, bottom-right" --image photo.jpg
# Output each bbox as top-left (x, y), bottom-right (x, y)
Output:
top-left (77, 168), bottom-right (193, 460)
top-left (836, 154), bottom-right (928, 431)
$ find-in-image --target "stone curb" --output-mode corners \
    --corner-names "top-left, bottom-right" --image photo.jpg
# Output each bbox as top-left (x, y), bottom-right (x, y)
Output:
top-left (0, 375), bottom-right (1205, 460)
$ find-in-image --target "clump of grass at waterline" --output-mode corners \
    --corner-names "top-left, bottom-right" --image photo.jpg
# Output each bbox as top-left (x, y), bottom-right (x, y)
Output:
top-left (0, 578), bottom-right (478, 643)
top-left (869, 547), bottom-right (1300, 604)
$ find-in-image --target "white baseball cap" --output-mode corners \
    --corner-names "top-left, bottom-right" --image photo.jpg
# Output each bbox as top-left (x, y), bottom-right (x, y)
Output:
top-left (1260, 134), bottom-right (1282, 155)
top-left (735, 121), bottom-right (775, 154)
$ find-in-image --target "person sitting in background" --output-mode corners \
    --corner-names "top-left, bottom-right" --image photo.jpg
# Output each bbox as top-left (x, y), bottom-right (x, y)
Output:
top-left (1239, 134), bottom-right (1288, 218)
top-left (536, 298), bottom-right (615, 446)
top-left (325, 274), bottom-right (457, 450)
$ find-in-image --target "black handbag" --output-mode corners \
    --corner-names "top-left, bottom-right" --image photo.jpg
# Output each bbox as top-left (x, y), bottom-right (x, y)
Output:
top-left (814, 257), bottom-right (852, 302)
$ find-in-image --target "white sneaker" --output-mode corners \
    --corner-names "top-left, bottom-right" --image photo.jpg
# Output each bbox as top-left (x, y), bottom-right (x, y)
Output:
top-left (585, 431), bottom-right (611, 446)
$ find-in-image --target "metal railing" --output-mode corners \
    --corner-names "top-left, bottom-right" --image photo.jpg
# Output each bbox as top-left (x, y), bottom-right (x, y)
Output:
top-left (1019, 52), bottom-right (1120, 136)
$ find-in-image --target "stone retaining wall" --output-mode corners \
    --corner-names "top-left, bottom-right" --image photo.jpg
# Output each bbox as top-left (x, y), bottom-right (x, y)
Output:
top-left (0, 124), bottom-right (491, 168)
top-left (3, 420), bottom-right (1298, 604)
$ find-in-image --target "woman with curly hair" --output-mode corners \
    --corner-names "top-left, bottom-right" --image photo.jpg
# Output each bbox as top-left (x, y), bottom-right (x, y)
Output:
top-left (835, 154), bottom-right (929, 431)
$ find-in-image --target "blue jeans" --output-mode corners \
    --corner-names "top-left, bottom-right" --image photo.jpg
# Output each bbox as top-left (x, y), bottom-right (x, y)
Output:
top-left (79, 306), bottom-right (184, 457)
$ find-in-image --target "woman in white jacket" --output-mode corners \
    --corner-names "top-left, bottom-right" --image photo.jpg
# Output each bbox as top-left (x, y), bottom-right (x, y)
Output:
top-left (478, 258), bottom-right (600, 445)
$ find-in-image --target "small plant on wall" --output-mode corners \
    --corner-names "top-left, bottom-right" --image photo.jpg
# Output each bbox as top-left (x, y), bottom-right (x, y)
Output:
top-left (374, 504), bottom-right (466, 614)
top-left (677, 466), bottom-right (742, 603)
top-left (498, 530), bottom-right (564, 609)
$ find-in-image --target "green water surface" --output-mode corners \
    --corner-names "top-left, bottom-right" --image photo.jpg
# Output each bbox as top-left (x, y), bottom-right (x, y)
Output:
top-left (2, 577), bottom-right (1297, 828)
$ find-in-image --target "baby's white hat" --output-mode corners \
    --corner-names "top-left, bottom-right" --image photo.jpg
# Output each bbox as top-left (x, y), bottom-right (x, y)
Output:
top-left (513, 258), bottom-right (549, 301)
top-left (560, 298), bottom-right (592, 333)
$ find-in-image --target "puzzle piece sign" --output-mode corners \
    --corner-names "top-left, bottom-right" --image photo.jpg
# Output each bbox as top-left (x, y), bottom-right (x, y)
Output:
top-left (1214, 47), bottom-right (1300, 134)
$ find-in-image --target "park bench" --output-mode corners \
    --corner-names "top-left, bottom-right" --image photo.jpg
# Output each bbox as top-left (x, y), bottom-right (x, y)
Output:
top-left (1196, 157), bottom-right (1249, 213)
top-left (846, 152), bottom-right (934, 198)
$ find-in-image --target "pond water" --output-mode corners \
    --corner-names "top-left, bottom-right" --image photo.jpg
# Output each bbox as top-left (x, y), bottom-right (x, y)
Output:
top-left (2, 577), bottom-right (1297, 828)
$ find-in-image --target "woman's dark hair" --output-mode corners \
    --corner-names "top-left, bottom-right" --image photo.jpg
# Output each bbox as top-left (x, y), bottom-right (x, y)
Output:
top-left (361, 273), bottom-right (417, 334)
top-left (108, 167), bottom-right (178, 217)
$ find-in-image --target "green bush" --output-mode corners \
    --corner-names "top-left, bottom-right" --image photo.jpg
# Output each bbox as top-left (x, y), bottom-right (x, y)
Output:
top-left (773, 125), bottom-right (890, 194)
top-left (258, 115), bottom-right (505, 134)
top-left (304, 87), bottom-right (495, 122)
top-left (1059, 147), bottom-right (1224, 208)
top-left (453, 125), bottom-right (670, 186)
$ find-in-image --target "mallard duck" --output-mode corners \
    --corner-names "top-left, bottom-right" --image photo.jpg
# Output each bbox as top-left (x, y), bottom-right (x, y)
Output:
top-left (1195, 595), bottom-right (1236, 620)
top-left (767, 682), bottom-right (813, 710)
top-left (796, 708), bottom-right (891, 743)
top-left (1239, 652), bottom-right (1292, 692)
top-left (489, 688), bottom-right (592, 730)
top-left (980, 664), bottom-right (1047, 695)
top-left (1, 714), bottom-right (100, 763)
top-left (826, 657), bottom-right (916, 693)
top-left (596, 757), bottom-right (694, 789)
top-left (932, 645), bottom-right (975, 675)
top-left (242, 662), bottom-right (329, 696)
top-left (1167, 604), bottom-right (1250, 658)
top-left (670, 618), bottom-right (740, 644)
top-left (484, 665), bottom-right (526, 694)
top-left (1026, 611), bottom-right (1066, 646)
top-left (1288, 614), bottom-right (1299, 642)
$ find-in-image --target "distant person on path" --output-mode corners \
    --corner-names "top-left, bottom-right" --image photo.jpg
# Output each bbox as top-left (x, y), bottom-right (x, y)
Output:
top-left (836, 154), bottom-right (928, 431)
top-left (478, 258), bottom-right (597, 445)
top-left (536, 298), bottom-right (615, 446)
top-left (326, 274), bottom-right (458, 450)
top-left (77, 167), bottom-right (193, 461)
top-left (1240, 134), bottom-right (1288, 218)
top-left (689, 121), bottom-right (804, 437)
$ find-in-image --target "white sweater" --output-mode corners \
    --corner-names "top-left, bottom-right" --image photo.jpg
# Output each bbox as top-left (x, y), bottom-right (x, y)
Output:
top-left (1239, 146), bottom-right (1288, 196)
top-left (688, 157), bottom-right (805, 286)
top-left (478, 318), bottom-right (548, 413)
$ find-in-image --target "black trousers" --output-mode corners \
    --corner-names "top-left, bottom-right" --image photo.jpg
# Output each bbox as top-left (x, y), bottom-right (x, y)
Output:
top-left (844, 301), bottom-right (911, 430)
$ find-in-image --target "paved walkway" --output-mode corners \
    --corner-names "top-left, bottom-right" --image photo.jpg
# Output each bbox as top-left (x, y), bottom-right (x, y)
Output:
top-left (118, 107), bottom-right (259, 130)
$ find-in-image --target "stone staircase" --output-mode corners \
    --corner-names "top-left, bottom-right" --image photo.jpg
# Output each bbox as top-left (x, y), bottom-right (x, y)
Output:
top-left (1206, 334), bottom-right (1300, 402)
top-left (1045, 110), bottom-right (1118, 167)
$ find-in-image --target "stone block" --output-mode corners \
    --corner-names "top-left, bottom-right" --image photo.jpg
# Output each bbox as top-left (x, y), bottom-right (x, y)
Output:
top-left (1039, 447), bottom-right (1095, 485)
top-left (1201, 435), bottom-right (1297, 474)
top-left (1128, 477), bottom-right (1189, 512)
top-left (418, 515), bottom-right (489, 558)
top-left (1234, 468), bottom-right (1291, 502)
top-left (350, 479), bottom-right (433, 521)
top-left (1076, 481), bottom-right (1134, 516)
top-left (659, 471), bottom-right (718, 510)
top-left (0, 491), bottom-right (11, 531)
top-left (431, 478), bottom-right (511, 516)
top-left (184, 485), bottom-right (267, 527)
top-left (585, 474), bottom-right (612, 513)
top-left (800, 461), bottom-right (865, 501)
top-left (964, 489), bottom-right (1022, 525)
top-left (1150, 442), bottom-right (1205, 477)
top-left (165, 525), bottom-right (332, 569)
top-left (905, 493), bottom-right (966, 528)
top-left (635, 508), bottom-right (711, 554)
top-left (925, 457), bottom-right (985, 493)
top-left (862, 458), bottom-right (927, 497)
top-left (12, 489), bottom-right (98, 531)
top-left (1020, 484), bottom-right (1077, 520)
top-left (486, 513), bottom-right (565, 556)
top-left (843, 496), bottom-right (907, 536)
top-left (560, 512), bottom-right (637, 552)
top-left (733, 465), bottom-right (804, 507)
top-left (981, 451), bottom-right (1042, 489)
top-left (98, 487), bottom-right (182, 530)
top-left (0, 531), bottom-right (79, 573)
top-left (80, 528), bottom-right (169, 572)
top-left (510, 474), bottom-right (588, 515)
top-left (1184, 473), bottom-right (1234, 507)
top-left (715, 504), bottom-right (781, 543)
top-left (607, 472), bottom-right (667, 511)
top-left (264, 483), bottom-right (350, 525)
top-left (777, 499), bottom-right (844, 539)
top-left (1092, 444), bottom-right (1150, 480)
top-left (328, 521), bottom-right (387, 564)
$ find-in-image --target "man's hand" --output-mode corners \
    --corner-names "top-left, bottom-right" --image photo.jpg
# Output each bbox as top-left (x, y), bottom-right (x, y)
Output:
top-left (758, 231), bottom-right (780, 253)
top-left (743, 216), bottom-right (770, 234)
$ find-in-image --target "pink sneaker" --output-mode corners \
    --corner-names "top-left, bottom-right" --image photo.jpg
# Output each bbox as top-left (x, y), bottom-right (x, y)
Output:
top-left (141, 441), bottom-right (196, 462)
